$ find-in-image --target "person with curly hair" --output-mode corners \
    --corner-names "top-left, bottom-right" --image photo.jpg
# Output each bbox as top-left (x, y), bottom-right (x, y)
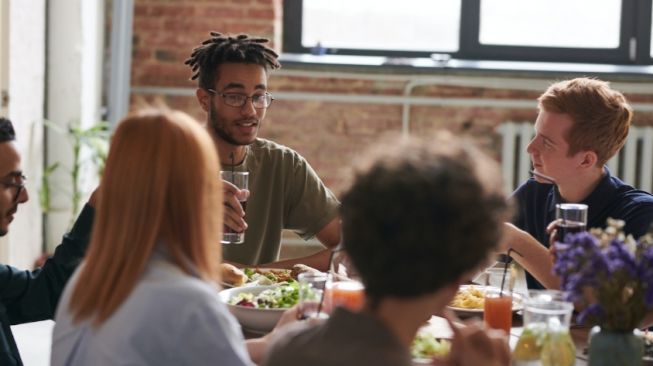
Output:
top-left (263, 133), bottom-right (512, 366)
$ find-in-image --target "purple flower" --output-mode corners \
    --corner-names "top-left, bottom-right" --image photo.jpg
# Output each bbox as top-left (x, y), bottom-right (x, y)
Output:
top-left (605, 240), bottom-right (637, 277)
top-left (554, 227), bottom-right (653, 330)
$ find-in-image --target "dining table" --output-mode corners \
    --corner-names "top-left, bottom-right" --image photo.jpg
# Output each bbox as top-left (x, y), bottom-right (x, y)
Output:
top-left (419, 315), bottom-right (592, 365)
top-left (419, 263), bottom-right (653, 365)
top-left (237, 262), bottom-right (653, 365)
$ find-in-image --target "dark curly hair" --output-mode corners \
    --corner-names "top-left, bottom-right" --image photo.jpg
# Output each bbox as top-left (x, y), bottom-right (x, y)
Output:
top-left (340, 133), bottom-right (511, 303)
top-left (0, 117), bottom-right (16, 143)
top-left (184, 32), bottom-right (281, 90)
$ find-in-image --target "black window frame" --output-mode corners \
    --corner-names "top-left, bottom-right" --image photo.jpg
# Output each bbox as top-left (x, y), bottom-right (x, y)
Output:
top-left (283, 0), bottom-right (653, 65)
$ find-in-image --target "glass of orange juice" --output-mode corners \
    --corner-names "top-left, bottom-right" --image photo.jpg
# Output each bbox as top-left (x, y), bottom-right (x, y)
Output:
top-left (323, 246), bottom-right (365, 313)
top-left (484, 288), bottom-right (512, 334)
top-left (324, 279), bottom-right (365, 313)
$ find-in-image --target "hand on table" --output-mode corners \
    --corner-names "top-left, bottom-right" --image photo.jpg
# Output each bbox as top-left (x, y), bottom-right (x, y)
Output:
top-left (266, 305), bottom-right (324, 342)
top-left (222, 180), bottom-right (249, 232)
top-left (247, 305), bottom-right (304, 364)
top-left (275, 305), bottom-right (302, 329)
top-left (433, 310), bottom-right (510, 366)
top-left (249, 305), bottom-right (326, 364)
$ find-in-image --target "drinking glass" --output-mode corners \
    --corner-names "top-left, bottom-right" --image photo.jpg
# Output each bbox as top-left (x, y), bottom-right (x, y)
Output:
top-left (323, 246), bottom-right (365, 313)
top-left (513, 290), bottom-right (576, 365)
top-left (324, 278), bottom-right (365, 313)
top-left (555, 203), bottom-right (588, 250)
top-left (484, 288), bottom-right (513, 334)
top-left (298, 273), bottom-right (328, 320)
top-left (482, 267), bottom-right (515, 292)
top-left (220, 171), bottom-right (249, 244)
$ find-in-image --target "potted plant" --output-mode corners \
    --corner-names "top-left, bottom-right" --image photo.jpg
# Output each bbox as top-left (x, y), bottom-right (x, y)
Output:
top-left (553, 218), bottom-right (653, 366)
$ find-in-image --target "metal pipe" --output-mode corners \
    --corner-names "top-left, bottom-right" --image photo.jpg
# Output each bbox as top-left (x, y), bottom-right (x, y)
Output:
top-left (107, 0), bottom-right (134, 128)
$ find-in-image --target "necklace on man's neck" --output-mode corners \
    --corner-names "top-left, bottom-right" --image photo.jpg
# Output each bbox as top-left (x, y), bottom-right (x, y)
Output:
top-left (225, 145), bottom-right (249, 166)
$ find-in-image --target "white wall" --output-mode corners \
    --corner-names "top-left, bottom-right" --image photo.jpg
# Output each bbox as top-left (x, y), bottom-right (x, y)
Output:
top-left (0, 0), bottom-right (9, 117)
top-left (0, 0), bottom-right (105, 266)
top-left (2, 0), bottom-right (46, 269)
top-left (46, 0), bottom-right (104, 251)
top-left (0, 0), bottom-right (9, 263)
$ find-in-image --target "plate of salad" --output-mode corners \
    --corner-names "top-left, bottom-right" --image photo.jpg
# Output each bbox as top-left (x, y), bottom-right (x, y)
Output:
top-left (411, 332), bottom-right (451, 363)
top-left (219, 283), bottom-right (300, 333)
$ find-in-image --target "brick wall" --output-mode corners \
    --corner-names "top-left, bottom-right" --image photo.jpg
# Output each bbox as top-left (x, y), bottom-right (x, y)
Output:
top-left (132, 0), bottom-right (279, 88)
top-left (131, 0), bottom-right (653, 195)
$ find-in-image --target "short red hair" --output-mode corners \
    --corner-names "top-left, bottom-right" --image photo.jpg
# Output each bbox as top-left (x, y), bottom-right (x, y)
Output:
top-left (538, 78), bottom-right (632, 165)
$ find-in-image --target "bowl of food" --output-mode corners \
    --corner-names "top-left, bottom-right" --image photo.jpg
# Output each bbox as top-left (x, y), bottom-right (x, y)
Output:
top-left (221, 264), bottom-right (322, 288)
top-left (219, 283), bottom-right (300, 333)
top-left (411, 332), bottom-right (451, 364)
top-left (243, 268), bottom-right (294, 286)
top-left (447, 285), bottom-right (524, 316)
top-left (220, 263), bottom-right (249, 287)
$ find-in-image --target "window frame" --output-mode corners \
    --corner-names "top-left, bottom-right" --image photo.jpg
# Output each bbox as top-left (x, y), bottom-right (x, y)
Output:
top-left (282, 0), bottom-right (446, 58)
top-left (282, 0), bottom-right (653, 65)
top-left (635, 0), bottom-right (653, 63)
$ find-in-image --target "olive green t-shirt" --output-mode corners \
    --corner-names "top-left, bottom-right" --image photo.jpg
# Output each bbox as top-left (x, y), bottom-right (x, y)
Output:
top-left (221, 138), bottom-right (340, 265)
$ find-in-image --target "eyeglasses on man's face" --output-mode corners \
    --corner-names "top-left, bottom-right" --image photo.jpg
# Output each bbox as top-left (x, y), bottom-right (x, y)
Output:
top-left (207, 89), bottom-right (274, 109)
top-left (0, 173), bottom-right (26, 203)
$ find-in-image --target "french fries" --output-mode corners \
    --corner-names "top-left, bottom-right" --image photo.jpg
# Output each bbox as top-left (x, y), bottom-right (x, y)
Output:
top-left (450, 286), bottom-right (485, 309)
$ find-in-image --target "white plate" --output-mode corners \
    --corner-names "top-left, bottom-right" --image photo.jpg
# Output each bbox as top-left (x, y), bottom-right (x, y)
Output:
top-left (447, 285), bottom-right (524, 315)
top-left (221, 267), bottom-right (294, 289)
top-left (219, 285), bottom-right (287, 333)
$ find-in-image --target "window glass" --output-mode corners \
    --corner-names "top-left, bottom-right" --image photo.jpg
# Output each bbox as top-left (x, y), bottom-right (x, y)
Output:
top-left (479, 0), bottom-right (621, 48)
top-left (301, 0), bottom-right (461, 52)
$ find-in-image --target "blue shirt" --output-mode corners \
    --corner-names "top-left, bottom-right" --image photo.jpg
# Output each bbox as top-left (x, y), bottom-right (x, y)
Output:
top-left (51, 252), bottom-right (253, 366)
top-left (513, 167), bottom-right (653, 289)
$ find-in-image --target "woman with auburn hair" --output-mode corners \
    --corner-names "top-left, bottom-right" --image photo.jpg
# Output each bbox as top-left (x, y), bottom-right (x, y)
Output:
top-left (51, 108), bottom-right (292, 366)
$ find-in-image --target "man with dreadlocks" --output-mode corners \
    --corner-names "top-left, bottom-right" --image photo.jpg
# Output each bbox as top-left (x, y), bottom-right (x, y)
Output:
top-left (186, 32), bottom-right (340, 270)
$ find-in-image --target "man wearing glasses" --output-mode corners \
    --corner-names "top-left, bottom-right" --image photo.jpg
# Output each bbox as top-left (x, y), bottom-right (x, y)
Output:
top-left (0, 172), bottom-right (26, 236)
top-left (186, 32), bottom-right (340, 270)
top-left (0, 117), bottom-right (95, 365)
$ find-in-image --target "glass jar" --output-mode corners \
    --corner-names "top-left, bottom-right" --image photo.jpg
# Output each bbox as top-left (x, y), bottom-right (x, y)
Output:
top-left (513, 290), bottom-right (576, 366)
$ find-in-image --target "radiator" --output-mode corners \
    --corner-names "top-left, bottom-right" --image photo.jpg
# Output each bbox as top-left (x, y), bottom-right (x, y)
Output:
top-left (498, 122), bottom-right (653, 194)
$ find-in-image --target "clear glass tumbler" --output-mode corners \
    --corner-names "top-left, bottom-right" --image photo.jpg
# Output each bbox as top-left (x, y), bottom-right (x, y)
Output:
top-left (513, 290), bottom-right (576, 366)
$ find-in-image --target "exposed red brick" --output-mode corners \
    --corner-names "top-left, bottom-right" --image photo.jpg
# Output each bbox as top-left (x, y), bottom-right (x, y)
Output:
top-left (131, 47), bottom-right (154, 61)
top-left (130, 0), bottom-right (653, 196)
top-left (134, 4), bottom-right (148, 16)
top-left (133, 18), bottom-right (165, 32)
top-left (247, 8), bottom-right (274, 19)
top-left (222, 22), bottom-right (273, 36)
top-left (204, 7), bottom-right (245, 18)
top-left (154, 49), bottom-right (178, 62)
